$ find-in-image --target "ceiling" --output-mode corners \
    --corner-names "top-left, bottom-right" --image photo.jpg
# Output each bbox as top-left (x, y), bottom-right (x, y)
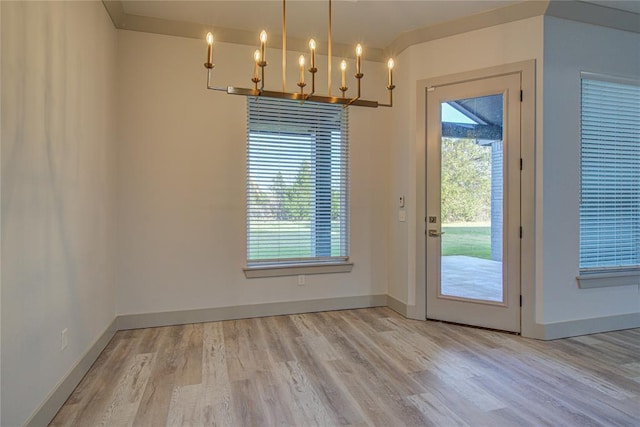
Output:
top-left (115, 0), bottom-right (640, 53)
top-left (121, 1), bottom-right (526, 49)
top-left (587, 0), bottom-right (640, 14)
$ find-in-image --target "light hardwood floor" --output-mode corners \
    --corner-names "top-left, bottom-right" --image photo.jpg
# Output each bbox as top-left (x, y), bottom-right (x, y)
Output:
top-left (51, 308), bottom-right (640, 426)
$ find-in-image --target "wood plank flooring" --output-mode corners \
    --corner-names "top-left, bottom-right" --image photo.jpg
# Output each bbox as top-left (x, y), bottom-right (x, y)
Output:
top-left (50, 308), bottom-right (640, 426)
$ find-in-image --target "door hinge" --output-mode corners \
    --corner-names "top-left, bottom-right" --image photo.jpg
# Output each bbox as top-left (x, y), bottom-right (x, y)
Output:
top-left (520, 295), bottom-right (523, 306)
top-left (520, 90), bottom-right (523, 102)
top-left (519, 226), bottom-right (523, 239)
top-left (520, 158), bottom-right (523, 170)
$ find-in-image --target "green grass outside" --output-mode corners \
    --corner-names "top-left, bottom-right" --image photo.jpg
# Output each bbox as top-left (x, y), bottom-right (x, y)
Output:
top-left (249, 221), bottom-right (491, 261)
top-left (248, 220), bottom-right (344, 260)
top-left (441, 225), bottom-right (491, 260)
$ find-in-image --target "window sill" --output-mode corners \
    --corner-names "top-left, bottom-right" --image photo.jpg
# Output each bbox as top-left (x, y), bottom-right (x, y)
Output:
top-left (576, 270), bottom-right (640, 289)
top-left (244, 262), bottom-right (353, 279)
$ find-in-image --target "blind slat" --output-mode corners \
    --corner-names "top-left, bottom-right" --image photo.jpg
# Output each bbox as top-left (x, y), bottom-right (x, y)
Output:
top-left (246, 98), bottom-right (350, 264)
top-left (580, 78), bottom-right (640, 271)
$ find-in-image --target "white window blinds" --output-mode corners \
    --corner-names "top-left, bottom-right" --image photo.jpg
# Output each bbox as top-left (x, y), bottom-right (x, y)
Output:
top-left (246, 97), bottom-right (349, 265)
top-left (580, 75), bottom-right (640, 272)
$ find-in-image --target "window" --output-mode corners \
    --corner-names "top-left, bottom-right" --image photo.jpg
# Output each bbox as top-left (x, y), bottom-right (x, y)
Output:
top-left (245, 97), bottom-right (350, 275)
top-left (579, 73), bottom-right (640, 286)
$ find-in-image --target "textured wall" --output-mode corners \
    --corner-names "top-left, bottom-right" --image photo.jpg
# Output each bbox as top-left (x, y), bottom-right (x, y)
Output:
top-left (1, 2), bottom-right (117, 425)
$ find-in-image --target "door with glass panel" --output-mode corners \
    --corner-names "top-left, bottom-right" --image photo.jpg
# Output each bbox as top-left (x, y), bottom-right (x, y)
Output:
top-left (426, 73), bottom-right (521, 333)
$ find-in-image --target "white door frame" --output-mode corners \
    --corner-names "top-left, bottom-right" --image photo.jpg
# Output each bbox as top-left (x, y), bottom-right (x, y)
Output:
top-left (426, 73), bottom-right (521, 332)
top-left (411, 60), bottom-right (538, 337)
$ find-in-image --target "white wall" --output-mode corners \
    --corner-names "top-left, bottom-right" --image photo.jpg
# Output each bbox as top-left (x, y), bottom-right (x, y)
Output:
top-left (1, 2), bottom-right (117, 425)
top-left (388, 17), bottom-right (544, 319)
top-left (541, 17), bottom-right (640, 323)
top-left (116, 30), bottom-right (391, 316)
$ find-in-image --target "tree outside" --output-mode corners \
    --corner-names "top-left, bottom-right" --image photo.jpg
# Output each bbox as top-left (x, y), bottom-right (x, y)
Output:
top-left (440, 137), bottom-right (493, 260)
top-left (441, 137), bottom-right (491, 223)
top-left (248, 162), bottom-right (343, 260)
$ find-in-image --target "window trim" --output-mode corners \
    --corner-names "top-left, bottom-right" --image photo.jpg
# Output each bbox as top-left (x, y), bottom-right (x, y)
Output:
top-left (245, 97), bottom-right (350, 273)
top-left (243, 261), bottom-right (353, 278)
top-left (576, 269), bottom-right (640, 289)
top-left (580, 71), bottom-right (639, 87)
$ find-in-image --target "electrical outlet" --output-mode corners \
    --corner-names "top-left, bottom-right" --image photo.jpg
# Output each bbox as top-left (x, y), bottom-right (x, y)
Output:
top-left (297, 275), bottom-right (305, 286)
top-left (60, 328), bottom-right (68, 351)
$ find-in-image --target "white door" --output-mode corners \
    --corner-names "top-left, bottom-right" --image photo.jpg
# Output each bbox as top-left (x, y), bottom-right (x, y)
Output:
top-left (426, 73), bottom-right (521, 333)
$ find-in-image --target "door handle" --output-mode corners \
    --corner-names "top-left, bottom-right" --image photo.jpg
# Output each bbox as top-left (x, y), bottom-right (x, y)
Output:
top-left (428, 229), bottom-right (445, 237)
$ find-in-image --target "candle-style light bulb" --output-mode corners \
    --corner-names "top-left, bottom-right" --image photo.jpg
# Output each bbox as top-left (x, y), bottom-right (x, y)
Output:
top-left (387, 58), bottom-right (394, 87)
top-left (253, 49), bottom-right (261, 79)
top-left (205, 32), bottom-right (214, 65)
top-left (259, 30), bottom-right (267, 64)
top-left (340, 60), bottom-right (347, 88)
top-left (299, 55), bottom-right (305, 84)
top-left (355, 44), bottom-right (362, 75)
top-left (309, 39), bottom-right (316, 69)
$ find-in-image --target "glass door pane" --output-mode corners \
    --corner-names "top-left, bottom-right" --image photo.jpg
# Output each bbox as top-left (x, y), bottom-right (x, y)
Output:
top-left (439, 94), bottom-right (504, 303)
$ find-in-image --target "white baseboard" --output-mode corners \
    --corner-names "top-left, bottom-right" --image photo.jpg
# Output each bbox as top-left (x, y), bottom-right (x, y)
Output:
top-left (386, 295), bottom-right (408, 317)
top-left (540, 312), bottom-right (640, 340)
top-left (25, 318), bottom-right (118, 427)
top-left (117, 294), bottom-right (388, 330)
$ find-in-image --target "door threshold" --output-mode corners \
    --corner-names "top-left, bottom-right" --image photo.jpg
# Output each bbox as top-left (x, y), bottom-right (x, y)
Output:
top-left (425, 317), bottom-right (521, 335)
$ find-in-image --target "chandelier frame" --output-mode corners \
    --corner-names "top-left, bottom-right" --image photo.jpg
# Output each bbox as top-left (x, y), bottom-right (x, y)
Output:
top-left (203, 0), bottom-right (395, 108)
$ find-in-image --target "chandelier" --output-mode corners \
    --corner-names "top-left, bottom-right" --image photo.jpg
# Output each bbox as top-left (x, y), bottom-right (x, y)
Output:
top-left (203, 0), bottom-right (395, 108)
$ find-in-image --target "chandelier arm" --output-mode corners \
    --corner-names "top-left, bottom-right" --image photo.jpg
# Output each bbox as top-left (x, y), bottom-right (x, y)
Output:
top-left (309, 65), bottom-right (316, 97)
top-left (282, 0), bottom-right (286, 92)
top-left (344, 72), bottom-right (363, 107)
top-left (344, 92), bottom-right (360, 108)
top-left (328, 0), bottom-right (332, 97)
top-left (206, 68), bottom-right (228, 92)
top-left (378, 85), bottom-right (395, 107)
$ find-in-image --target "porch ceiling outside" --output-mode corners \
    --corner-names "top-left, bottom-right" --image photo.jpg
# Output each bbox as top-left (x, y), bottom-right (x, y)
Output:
top-left (442, 95), bottom-right (504, 144)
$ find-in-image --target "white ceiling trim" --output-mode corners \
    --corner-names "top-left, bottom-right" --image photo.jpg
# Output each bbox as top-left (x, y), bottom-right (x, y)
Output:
top-left (384, 0), bottom-right (550, 58)
top-left (102, 0), bottom-right (640, 63)
top-left (547, 1), bottom-right (640, 34)
top-left (103, 1), bottom-right (384, 61)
